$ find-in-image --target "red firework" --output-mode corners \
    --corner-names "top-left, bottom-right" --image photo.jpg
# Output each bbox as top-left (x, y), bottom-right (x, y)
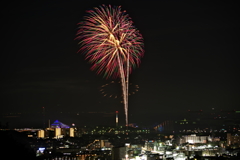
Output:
top-left (76, 4), bottom-right (144, 79)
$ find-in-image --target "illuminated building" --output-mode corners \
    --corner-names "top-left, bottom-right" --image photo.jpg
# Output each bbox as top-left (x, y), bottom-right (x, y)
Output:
top-left (50, 120), bottom-right (70, 128)
top-left (86, 139), bottom-right (113, 151)
top-left (37, 130), bottom-right (44, 138)
top-left (48, 120), bottom-right (72, 138)
top-left (70, 128), bottom-right (74, 137)
top-left (180, 134), bottom-right (208, 144)
top-left (55, 128), bottom-right (62, 138)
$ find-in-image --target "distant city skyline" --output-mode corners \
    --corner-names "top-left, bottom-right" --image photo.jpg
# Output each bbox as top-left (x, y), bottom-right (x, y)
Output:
top-left (1, 108), bottom-right (239, 129)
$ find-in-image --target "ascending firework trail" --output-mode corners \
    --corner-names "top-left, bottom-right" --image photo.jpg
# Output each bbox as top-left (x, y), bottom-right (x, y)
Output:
top-left (75, 4), bottom-right (144, 126)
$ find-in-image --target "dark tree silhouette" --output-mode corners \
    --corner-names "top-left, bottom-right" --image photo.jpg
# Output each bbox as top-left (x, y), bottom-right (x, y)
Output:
top-left (0, 130), bottom-right (36, 159)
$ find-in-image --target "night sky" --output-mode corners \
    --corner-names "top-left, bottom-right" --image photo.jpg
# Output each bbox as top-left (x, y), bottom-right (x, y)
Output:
top-left (1, 0), bottom-right (239, 128)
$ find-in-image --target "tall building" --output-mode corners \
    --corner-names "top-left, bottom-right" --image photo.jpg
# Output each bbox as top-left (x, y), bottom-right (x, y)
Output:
top-left (55, 128), bottom-right (62, 138)
top-left (37, 130), bottom-right (45, 138)
top-left (70, 128), bottom-right (74, 137)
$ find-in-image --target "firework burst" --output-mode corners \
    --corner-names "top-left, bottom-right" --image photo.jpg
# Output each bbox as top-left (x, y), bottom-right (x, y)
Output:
top-left (76, 4), bottom-right (144, 126)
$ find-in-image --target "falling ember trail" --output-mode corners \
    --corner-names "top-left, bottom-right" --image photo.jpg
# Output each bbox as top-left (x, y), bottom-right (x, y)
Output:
top-left (75, 4), bottom-right (144, 126)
